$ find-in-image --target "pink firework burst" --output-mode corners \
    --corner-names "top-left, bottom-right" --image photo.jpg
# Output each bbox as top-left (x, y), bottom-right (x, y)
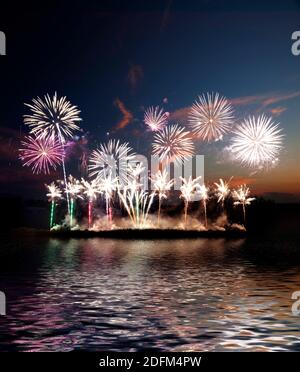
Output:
top-left (19, 135), bottom-right (63, 174)
top-left (144, 106), bottom-right (169, 132)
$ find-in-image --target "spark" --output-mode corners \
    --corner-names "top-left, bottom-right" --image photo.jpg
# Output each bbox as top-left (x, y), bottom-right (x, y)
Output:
top-left (89, 139), bottom-right (136, 186)
top-left (232, 184), bottom-right (255, 225)
top-left (231, 115), bottom-right (284, 169)
top-left (19, 135), bottom-right (63, 174)
top-left (188, 92), bottom-right (234, 141)
top-left (23, 92), bottom-right (82, 141)
top-left (152, 124), bottom-right (194, 164)
top-left (179, 176), bottom-right (202, 226)
top-left (144, 106), bottom-right (169, 132)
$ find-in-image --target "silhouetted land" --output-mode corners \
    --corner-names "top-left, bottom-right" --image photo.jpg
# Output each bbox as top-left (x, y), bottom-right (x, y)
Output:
top-left (1, 195), bottom-right (300, 239)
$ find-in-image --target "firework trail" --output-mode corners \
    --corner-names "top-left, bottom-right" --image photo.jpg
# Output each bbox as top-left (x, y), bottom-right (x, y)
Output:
top-left (232, 184), bottom-right (255, 226)
top-left (46, 182), bottom-right (62, 229)
top-left (179, 176), bottom-right (201, 227)
top-left (152, 124), bottom-right (194, 165)
top-left (151, 169), bottom-right (174, 225)
top-left (89, 139), bottom-right (136, 187)
top-left (65, 175), bottom-right (83, 227)
top-left (231, 115), bottom-right (283, 169)
top-left (214, 178), bottom-right (232, 210)
top-left (81, 178), bottom-right (99, 228)
top-left (198, 183), bottom-right (209, 228)
top-left (19, 135), bottom-right (63, 174)
top-left (188, 92), bottom-right (234, 141)
top-left (118, 180), bottom-right (154, 228)
top-left (98, 173), bottom-right (118, 223)
top-left (24, 92), bottom-right (82, 213)
top-left (144, 106), bottom-right (169, 132)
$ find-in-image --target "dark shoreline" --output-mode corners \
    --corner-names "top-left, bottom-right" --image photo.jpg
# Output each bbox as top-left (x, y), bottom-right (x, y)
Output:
top-left (39, 228), bottom-right (247, 240)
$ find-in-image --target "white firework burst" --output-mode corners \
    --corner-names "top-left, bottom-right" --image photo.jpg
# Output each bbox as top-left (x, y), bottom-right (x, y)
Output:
top-left (46, 182), bottom-right (62, 201)
top-left (231, 115), bottom-right (283, 169)
top-left (214, 178), bottom-right (231, 205)
top-left (88, 139), bottom-right (136, 185)
top-left (144, 106), bottom-right (169, 132)
top-left (24, 92), bottom-right (82, 141)
top-left (65, 175), bottom-right (83, 199)
top-left (152, 124), bottom-right (194, 164)
top-left (188, 92), bottom-right (234, 141)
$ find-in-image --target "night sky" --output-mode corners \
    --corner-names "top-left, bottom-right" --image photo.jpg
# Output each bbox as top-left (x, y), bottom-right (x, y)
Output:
top-left (0, 0), bottom-right (300, 201)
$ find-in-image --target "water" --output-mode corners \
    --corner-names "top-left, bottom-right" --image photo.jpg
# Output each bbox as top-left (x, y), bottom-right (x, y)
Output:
top-left (1, 232), bottom-right (300, 351)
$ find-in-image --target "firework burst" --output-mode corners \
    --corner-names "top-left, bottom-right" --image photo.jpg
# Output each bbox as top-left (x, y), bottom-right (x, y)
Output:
top-left (46, 182), bottom-right (62, 229)
top-left (214, 178), bottom-right (231, 207)
top-left (232, 184), bottom-right (255, 225)
top-left (19, 135), bottom-right (63, 174)
top-left (180, 176), bottom-right (202, 226)
top-left (152, 124), bottom-right (194, 164)
top-left (24, 92), bottom-right (82, 141)
top-left (188, 92), bottom-right (234, 141)
top-left (118, 179), bottom-right (154, 228)
top-left (144, 106), bottom-right (169, 132)
top-left (65, 175), bottom-right (83, 227)
top-left (98, 173), bottom-right (119, 223)
top-left (151, 170), bottom-right (174, 224)
top-left (46, 182), bottom-right (62, 201)
top-left (231, 115), bottom-right (283, 169)
top-left (81, 178), bottom-right (99, 227)
top-left (89, 139), bottom-right (136, 186)
top-left (198, 183), bottom-right (209, 228)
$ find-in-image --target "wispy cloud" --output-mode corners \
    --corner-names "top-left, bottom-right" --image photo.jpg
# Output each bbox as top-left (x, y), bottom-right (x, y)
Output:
top-left (113, 98), bottom-right (134, 130)
top-left (127, 64), bottom-right (143, 91)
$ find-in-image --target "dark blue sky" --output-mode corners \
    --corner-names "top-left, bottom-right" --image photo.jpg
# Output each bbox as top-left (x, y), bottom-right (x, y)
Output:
top-left (1, 0), bottom-right (300, 200)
